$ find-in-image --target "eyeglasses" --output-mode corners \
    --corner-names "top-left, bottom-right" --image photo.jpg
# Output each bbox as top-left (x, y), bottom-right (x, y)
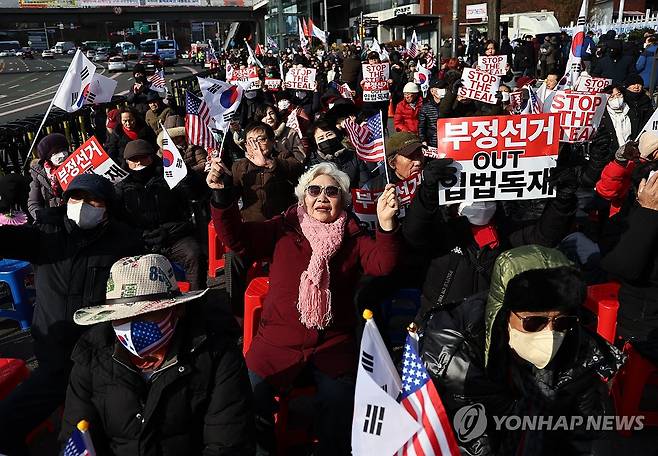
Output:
top-left (247, 136), bottom-right (269, 146)
top-left (512, 311), bottom-right (579, 333)
top-left (305, 185), bottom-right (341, 198)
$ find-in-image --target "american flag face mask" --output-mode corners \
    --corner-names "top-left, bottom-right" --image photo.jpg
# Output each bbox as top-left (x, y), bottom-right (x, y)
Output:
top-left (112, 310), bottom-right (177, 358)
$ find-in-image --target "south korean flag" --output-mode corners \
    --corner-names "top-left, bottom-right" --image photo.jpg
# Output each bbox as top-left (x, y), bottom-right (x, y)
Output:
top-left (351, 311), bottom-right (420, 456)
top-left (53, 49), bottom-right (96, 113)
top-left (159, 122), bottom-right (188, 189)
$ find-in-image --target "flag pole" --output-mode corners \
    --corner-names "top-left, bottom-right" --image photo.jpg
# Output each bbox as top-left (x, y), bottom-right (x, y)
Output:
top-left (23, 93), bottom-right (57, 172)
top-left (380, 111), bottom-right (391, 185)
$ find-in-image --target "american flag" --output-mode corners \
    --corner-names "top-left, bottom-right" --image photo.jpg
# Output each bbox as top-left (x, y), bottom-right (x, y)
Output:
top-left (425, 52), bottom-right (435, 70)
top-left (397, 332), bottom-right (460, 456)
top-left (407, 31), bottom-right (419, 58)
top-left (267, 35), bottom-right (278, 49)
top-left (185, 91), bottom-right (217, 150)
top-left (521, 86), bottom-right (543, 114)
top-left (147, 69), bottom-right (167, 93)
top-left (344, 113), bottom-right (385, 162)
top-left (286, 107), bottom-right (303, 139)
top-left (64, 423), bottom-right (95, 456)
top-left (116, 311), bottom-right (175, 356)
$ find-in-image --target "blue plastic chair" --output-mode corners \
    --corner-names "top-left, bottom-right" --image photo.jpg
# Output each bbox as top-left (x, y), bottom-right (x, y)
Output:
top-left (380, 288), bottom-right (422, 345)
top-left (0, 259), bottom-right (34, 330)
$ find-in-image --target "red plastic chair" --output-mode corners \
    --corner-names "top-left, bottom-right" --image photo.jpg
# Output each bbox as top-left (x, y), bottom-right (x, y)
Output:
top-left (243, 277), bottom-right (317, 454)
top-left (583, 282), bottom-right (621, 344)
top-left (0, 358), bottom-right (29, 400)
top-left (208, 221), bottom-right (226, 278)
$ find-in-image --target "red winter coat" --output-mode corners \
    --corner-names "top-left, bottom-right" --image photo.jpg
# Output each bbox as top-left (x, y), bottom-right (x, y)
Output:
top-left (394, 98), bottom-right (422, 134)
top-left (211, 203), bottom-right (400, 387)
top-left (596, 160), bottom-right (636, 217)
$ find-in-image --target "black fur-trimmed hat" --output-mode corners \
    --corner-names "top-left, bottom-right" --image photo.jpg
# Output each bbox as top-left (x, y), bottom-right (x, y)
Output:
top-left (503, 266), bottom-right (586, 313)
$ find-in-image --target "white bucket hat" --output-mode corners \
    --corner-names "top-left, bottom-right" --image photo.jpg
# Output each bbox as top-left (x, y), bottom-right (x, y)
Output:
top-left (73, 254), bottom-right (207, 326)
top-left (403, 82), bottom-right (420, 93)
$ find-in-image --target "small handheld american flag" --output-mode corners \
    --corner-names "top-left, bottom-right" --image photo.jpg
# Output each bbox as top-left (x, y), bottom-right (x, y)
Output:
top-left (343, 113), bottom-right (386, 163)
top-left (147, 69), bottom-right (167, 93)
top-left (397, 332), bottom-right (460, 456)
top-left (64, 420), bottom-right (96, 456)
top-left (185, 90), bottom-right (217, 151)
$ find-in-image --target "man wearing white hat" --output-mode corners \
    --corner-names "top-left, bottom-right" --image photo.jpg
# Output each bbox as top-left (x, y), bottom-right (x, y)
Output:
top-left (60, 254), bottom-right (254, 455)
top-left (393, 82), bottom-right (423, 134)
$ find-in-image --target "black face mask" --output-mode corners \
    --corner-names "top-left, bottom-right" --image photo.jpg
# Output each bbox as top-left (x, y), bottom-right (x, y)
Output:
top-left (129, 162), bottom-right (156, 182)
top-left (317, 137), bottom-right (344, 156)
top-left (135, 75), bottom-right (147, 84)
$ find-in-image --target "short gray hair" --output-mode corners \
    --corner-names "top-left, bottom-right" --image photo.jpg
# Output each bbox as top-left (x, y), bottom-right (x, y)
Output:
top-left (294, 162), bottom-right (351, 207)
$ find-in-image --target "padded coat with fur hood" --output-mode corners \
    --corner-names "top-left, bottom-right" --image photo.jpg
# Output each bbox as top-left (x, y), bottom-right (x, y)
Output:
top-left (420, 245), bottom-right (625, 456)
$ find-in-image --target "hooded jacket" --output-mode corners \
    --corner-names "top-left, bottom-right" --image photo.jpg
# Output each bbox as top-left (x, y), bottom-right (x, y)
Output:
top-left (421, 246), bottom-right (625, 456)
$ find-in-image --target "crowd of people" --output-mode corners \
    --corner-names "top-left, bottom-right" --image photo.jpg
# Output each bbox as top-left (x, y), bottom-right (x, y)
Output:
top-left (0, 26), bottom-right (657, 455)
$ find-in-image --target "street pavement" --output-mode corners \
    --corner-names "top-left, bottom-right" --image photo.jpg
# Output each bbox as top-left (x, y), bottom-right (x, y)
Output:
top-left (0, 56), bottom-right (200, 124)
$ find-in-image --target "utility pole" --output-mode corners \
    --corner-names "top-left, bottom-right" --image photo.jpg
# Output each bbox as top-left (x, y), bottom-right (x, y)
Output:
top-left (156, 21), bottom-right (162, 39)
top-left (487, 0), bottom-right (500, 43)
top-left (322, 0), bottom-right (329, 51)
top-left (452, 0), bottom-right (458, 57)
top-left (43, 22), bottom-right (49, 49)
top-left (618, 0), bottom-right (625, 23)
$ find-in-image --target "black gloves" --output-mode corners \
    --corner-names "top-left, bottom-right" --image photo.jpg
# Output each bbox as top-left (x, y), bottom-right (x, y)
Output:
top-left (143, 226), bottom-right (169, 249)
top-left (614, 141), bottom-right (640, 164)
top-left (422, 158), bottom-right (457, 191)
top-left (548, 166), bottom-right (579, 200)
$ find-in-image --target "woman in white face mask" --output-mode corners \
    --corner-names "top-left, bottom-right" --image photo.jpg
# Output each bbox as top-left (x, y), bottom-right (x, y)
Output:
top-left (28, 132), bottom-right (71, 221)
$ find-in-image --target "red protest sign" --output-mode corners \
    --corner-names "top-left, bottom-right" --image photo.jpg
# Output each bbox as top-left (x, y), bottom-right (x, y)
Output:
top-left (477, 55), bottom-right (507, 76)
top-left (362, 63), bottom-right (390, 102)
top-left (351, 174), bottom-right (423, 229)
top-left (55, 136), bottom-right (128, 191)
top-left (458, 68), bottom-right (501, 104)
top-left (436, 113), bottom-right (560, 204)
top-left (230, 66), bottom-right (260, 90)
top-left (545, 90), bottom-right (609, 142)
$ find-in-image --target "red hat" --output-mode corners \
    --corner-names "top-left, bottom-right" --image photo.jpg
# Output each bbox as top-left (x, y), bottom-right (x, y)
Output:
top-left (516, 76), bottom-right (536, 88)
top-left (106, 109), bottom-right (119, 129)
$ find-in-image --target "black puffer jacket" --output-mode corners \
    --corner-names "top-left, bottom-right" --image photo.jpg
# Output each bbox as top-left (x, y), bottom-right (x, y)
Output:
top-left (403, 180), bottom-right (577, 322)
top-left (0, 208), bottom-right (143, 356)
top-left (105, 125), bottom-right (157, 167)
top-left (60, 312), bottom-right (255, 456)
top-left (114, 161), bottom-right (193, 243)
top-left (307, 141), bottom-right (376, 189)
top-left (418, 97), bottom-right (440, 147)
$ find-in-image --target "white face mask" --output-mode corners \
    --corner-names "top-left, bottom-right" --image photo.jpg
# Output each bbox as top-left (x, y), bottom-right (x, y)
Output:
top-left (457, 201), bottom-right (497, 226)
top-left (277, 99), bottom-right (291, 110)
top-left (50, 152), bottom-right (68, 166)
top-left (508, 324), bottom-right (566, 369)
top-left (131, 164), bottom-right (147, 171)
top-left (500, 92), bottom-right (511, 102)
top-left (295, 90), bottom-right (308, 99)
top-left (608, 97), bottom-right (625, 110)
top-left (244, 90), bottom-right (258, 99)
top-left (67, 201), bottom-right (106, 230)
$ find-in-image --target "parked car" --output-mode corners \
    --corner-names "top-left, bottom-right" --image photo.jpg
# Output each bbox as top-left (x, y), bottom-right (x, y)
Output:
top-left (137, 54), bottom-right (164, 74)
top-left (19, 48), bottom-right (33, 59)
top-left (107, 56), bottom-right (127, 72)
top-left (85, 49), bottom-right (96, 59)
top-left (41, 49), bottom-right (54, 59)
top-left (94, 49), bottom-right (109, 62)
top-left (67, 48), bottom-right (76, 55)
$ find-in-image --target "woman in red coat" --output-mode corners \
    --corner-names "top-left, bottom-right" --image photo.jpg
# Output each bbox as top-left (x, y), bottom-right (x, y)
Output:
top-left (394, 82), bottom-right (423, 134)
top-left (207, 159), bottom-right (401, 455)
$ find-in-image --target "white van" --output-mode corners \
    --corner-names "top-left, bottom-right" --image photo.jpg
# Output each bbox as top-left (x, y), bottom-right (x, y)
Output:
top-left (54, 41), bottom-right (76, 54)
top-left (501, 11), bottom-right (562, 40)
top-left (115, 41), bottom-right (138, 59)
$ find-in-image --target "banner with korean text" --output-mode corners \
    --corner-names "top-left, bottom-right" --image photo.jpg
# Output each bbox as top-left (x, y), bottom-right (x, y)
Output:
top-left (477, 55), bottom-right (507, 76)
top-left (285, 67), bottom-right (316, 91)
top-left (352, 174), bottom-right (422, 229)
top-left (545, 90), bottom-right (608, 142)
top-left (458, 68), bottom-right (501, 105)
top-left (56, 136), bottom-right (128, 191)
top-left (362, 63), bottom-right (390, 102)
top-left (229, 67), bottom-right (260, 90)
top-left (436, 113), bottom-right (560, 204)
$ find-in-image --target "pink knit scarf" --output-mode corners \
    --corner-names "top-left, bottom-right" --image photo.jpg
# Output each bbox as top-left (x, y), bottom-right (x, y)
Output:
top-left (296, 205), bottom-right (347, 329)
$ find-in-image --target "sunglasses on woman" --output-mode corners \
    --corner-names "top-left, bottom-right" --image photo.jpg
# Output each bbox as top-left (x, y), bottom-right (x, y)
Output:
top-left (511, 311), bottom-right (579, 333)
top-left (305, 185), bottom-right (341, 198)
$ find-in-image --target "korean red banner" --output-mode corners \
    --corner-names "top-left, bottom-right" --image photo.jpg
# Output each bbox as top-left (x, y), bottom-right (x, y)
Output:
top-left (285, 67), bottom-right (317, 91)
top-left (229, 66), bottom-right (260, 90)
top-left (477, 55), bottom-right (507, 76)
top-left (264, 78), bottom-right (282, 91)
top-left (458, 68), bottom-right (501, 105)
top-left (545, 90), bottom-right (608, 142)
top-left (56, 136), bottom-right (128, 191)
top-left (436, 113), bottom-right (560, 204)
top-left (352, 174), bottom-right (423, 229)
top-left (362, 63), bottom-right (390, 102)
top-left (574, 75), bottom-right (612, 94)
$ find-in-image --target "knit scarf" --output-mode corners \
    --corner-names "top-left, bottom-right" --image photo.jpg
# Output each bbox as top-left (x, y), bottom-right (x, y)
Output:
top-left (43, 161), bottom-right (61, 198)
top-left (124, 127), bottom-right (139, 141)
top-left (296, 205), bottom-right (347, 329)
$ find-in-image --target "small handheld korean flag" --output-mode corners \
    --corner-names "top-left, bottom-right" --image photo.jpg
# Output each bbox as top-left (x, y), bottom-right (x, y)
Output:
top-left (53, 49), bottom-right (96, 113)
top-left (159, 123), bottom-right (187, 189)
top-left (198, 76), bottom-right (244, 132)
top-left (85, 73), bottom-right (117, 106)
top-left (352, 310), bottom-right (420, 456)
